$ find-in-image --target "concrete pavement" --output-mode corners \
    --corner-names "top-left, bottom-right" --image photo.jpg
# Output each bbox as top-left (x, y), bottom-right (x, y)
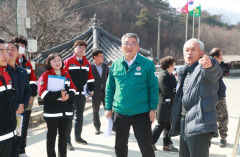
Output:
top-left (25, 76), bottom-right (240, 157)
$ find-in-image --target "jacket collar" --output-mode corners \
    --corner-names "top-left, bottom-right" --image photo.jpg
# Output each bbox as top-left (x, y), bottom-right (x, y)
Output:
top-left (49, 68), bottom-right (68, 77)
top-left (16, 55), bottom-right (27, 66)
top-left (0, 66), bottom-right (6, 74)
top-left (73, 54), bottom-right (87, 61)
top-left (186, 61), bottom-right (199, 73)
top-left (6, 64), bottom-right (19, 71)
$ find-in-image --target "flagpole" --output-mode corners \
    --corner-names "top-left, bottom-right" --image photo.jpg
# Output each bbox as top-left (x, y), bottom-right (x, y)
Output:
top-left (198, 14), bottom-right (201, 39)
top-left (185, 0), bottom-right (188, 42)
top-left (192, 13), bottom-right (195, 38)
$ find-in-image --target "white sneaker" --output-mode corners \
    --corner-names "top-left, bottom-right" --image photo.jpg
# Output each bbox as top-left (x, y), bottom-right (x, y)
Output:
top-left (19, 153), bottom-right (29, 157)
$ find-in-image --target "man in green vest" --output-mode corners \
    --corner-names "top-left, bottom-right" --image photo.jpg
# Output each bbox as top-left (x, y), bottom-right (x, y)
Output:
top-left (105, 33), bottom-right (159, 157)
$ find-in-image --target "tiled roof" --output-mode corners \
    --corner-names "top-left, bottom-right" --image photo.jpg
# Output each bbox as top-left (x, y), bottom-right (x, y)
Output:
top-left (34, 23), bottom-right (152, 64)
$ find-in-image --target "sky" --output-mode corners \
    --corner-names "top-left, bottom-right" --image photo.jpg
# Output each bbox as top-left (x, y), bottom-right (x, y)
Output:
top-left (167, 0), bottom-right (240, 24)
top-left (167, 0), bottom-right (240, 13)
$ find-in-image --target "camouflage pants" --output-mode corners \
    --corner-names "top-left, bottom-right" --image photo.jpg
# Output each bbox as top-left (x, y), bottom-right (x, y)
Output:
top-left (216, 97), bottom-right (228, 138)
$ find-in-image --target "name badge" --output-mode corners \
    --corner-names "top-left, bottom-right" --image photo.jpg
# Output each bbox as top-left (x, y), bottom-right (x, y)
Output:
top-left (135, 72), bottom-right (142, 76)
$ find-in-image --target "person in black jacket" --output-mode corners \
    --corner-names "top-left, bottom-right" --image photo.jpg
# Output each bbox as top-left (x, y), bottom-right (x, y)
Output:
top-left (14, 36), bottom-right (38, 156)
top-left (6, 41), bottom-right (31, 157)
top-left (209, 48), bottom-right (228, 147)
top-left (64, 40), bottom-right (94, 149)
top-left (152, 56), bottom-right (178, 152)
top-left (38, 53), bottom-right (76, 157)
top-left (91, 49), bottom-right (109, 135)
top-left (0, 40), bottom-right (18, 157)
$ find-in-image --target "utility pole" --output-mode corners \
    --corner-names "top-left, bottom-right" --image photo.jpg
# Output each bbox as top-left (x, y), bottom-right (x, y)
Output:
top-left (192, 13), bottom-right (195, 38)
top-left (17, 0), bottom-right (28, 37)
top-left (157, 15), bottom-right (161, 63)
top-left (185, 0), bottom-right (189, 42)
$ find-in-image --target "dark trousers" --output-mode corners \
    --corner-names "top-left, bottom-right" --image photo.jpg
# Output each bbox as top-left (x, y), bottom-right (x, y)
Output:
top-left (0, 138), bottom-right (15, 157)
top-left (180, 117), bottom-right (212, 157)
top-left (114, 112), bottom-right (155, 157)
top-left (18, 110), bottom-right (31, 154)
top-left (67, 95), bottom-right (86, 143)
top-left (92, 92), bottom-right (105, 130)
top-left (45, 117), bottom-right (68, 157)
top-left (152, 121), bottom-right (172, 146)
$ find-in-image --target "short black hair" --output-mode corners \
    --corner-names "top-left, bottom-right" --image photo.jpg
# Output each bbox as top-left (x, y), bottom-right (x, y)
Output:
top-left (14, 36), bottom-right (28, 47)
top-left (160, 56), bottom-right (176, 70)
top-left (45, 52), bottom-right (64, 70)
top-left (92, 49), bottom-right (103, 59)
top-left (209, 48), bottom-right (222, 58)
top-left (74, 40), bottom-right (87, 49)
top-left (7, 40), bottom-right (19, 50)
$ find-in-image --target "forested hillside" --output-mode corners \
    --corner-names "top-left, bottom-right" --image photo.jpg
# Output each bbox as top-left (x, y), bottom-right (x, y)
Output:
top-left (0, 0), bottom-right (239, 61)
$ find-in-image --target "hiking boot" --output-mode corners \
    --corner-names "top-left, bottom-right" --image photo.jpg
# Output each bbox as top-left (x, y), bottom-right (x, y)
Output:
top-left (220, 138), bottom-right (227, 147)
top-left (163, 144), bottom-right (179, 152)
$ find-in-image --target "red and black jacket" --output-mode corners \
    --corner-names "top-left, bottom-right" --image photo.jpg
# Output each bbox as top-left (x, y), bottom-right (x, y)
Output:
top-left (38, 69), bottom-right (76, 118)
top-left (0, 66), bottom-right (17, 137)
top-left (16, 55), bottom-right (37, 97)
top-left (64, 55), bottom-right (94, 95)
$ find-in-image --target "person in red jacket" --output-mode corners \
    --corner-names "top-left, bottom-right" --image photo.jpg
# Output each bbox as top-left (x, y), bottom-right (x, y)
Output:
top-left (38, 53), bottom-right (76, 157)
top-left (0, 39), bottom-right (17, 157)
top-left (64, 40), bottom-right (94, 150)
top-left (14, 36), bottom-right (38, 156)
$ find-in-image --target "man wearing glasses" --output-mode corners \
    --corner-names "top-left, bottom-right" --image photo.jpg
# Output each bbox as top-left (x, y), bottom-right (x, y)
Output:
top-left (105, 33), bottom-right (159, 157)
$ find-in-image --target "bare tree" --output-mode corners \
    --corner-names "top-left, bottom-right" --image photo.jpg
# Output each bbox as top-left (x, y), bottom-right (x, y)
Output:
top-left (28, 0), bottom-right (91, 50)
top-left (0, 0), bottom-right (17, 39)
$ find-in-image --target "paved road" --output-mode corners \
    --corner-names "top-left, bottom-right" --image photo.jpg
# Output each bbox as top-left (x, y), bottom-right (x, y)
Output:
top-left (26, 76), bottom-right (240, 157)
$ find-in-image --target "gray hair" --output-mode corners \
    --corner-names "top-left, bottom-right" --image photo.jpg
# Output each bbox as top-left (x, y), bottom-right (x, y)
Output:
top-left (184, 38), bottom-right (204, 51)
top-left (121, 33), bottom-right (140, 44)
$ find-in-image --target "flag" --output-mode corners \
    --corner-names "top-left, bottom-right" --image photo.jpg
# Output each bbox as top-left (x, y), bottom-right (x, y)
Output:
top-left (189, 6), bottom-right (201, 17)
top-left (188, 0), bottom-right (201, 17)
top-left (180, 3), bottom-right (188, 14)
top-left (178, 1), bottom-right (194, 14)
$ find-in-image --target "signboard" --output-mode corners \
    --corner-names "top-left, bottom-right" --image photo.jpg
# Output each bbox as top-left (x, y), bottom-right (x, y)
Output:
top-left (27, 39), bottom-right (37, 53)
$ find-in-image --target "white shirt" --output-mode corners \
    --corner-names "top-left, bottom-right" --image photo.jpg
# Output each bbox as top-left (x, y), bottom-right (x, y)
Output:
top-left (18, 58), bottom-right (23, 64)
top-left (124, 54), bottom-right (137, 67)
top-left (94, 62), bottom-right (103, 78)
top-left (76, 56), bottom-right (82, 61)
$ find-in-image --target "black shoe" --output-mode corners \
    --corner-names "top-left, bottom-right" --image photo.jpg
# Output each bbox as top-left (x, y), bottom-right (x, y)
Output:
top-left (163, 144), bottom-right (178, 152)
top-left (67, 143), bottom-right (74, 151)
top-left (75, 138), bottom-right (88, 145)
top-left (95, 129), bottom-right (101, 135)
top-left (152, 144), bottom-right (158, 151)
top-left (220, 138), bottom-right (227, 147)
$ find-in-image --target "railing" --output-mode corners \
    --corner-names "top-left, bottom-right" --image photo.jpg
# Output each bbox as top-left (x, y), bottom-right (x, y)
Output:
top-left (232, 116), bottom-right (240, 157)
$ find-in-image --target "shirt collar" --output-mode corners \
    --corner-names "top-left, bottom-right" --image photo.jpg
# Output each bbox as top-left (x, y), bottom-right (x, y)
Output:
top-left (93, 61), bottom-right (102, 67)
top-left (76, 56), bottom-right (82, 61)
top-left (18, 58), bottom-right (23, 63)
top-left (124, 53), bottom-right (138, 67)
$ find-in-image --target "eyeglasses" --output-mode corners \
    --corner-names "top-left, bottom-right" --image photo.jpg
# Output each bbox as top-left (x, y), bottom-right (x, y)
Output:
top-left (122, 43), bottom-right (138, 47)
